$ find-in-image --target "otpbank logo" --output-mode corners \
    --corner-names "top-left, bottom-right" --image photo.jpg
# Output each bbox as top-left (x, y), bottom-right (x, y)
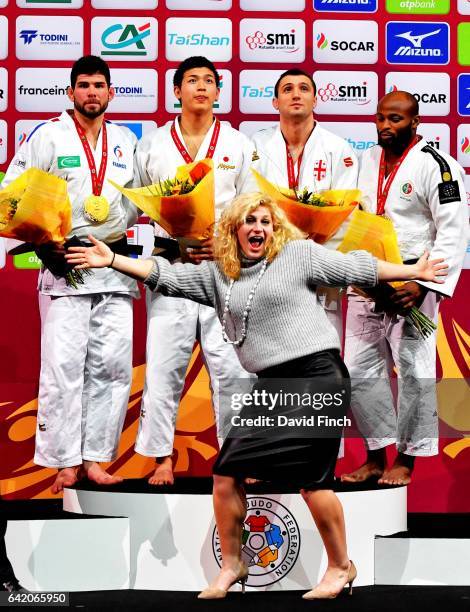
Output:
top-left (91, 18), bottom-right (158, 62)
top-left (313, 0), bottom-right (377, 12)
top-left (457, 74), bottom-right (470, 116)
top-left (165, 18), bottom-right (232, 61)
top-left (386, 22), bottom-right (449, 65)
top-left (386, 0), bottom-right (450, 14)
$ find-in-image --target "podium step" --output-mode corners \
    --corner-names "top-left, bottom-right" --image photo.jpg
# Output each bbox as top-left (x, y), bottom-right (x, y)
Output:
top-left (63, 477), bottom-right (407, 591)
top-left (3, 500), bottom-right (130, 592)
top-left (375, 513), bottom-right (470, 586)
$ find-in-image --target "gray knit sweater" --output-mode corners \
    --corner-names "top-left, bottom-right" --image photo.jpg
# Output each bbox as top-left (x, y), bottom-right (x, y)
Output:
top-left (144, 240), bottom-right (377, 373)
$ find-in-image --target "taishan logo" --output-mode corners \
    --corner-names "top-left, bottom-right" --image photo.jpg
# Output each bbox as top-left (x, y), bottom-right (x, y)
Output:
top-left (168, 32), bottom-right (229, 46)
top-left (241, 85), bottom-right (275, 98)
top-left (101, 22), bottom-right (151, 56)
top-left (245, 30), bottom-right (299, 53)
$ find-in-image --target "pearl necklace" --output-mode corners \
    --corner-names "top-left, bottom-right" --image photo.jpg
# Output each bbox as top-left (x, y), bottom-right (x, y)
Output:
top-left (221, 259), bottom-right (268, 346)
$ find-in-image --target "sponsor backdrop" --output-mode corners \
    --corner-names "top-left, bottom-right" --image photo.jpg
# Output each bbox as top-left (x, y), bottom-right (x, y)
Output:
top-left (0, 0), bottom-right (469, 512)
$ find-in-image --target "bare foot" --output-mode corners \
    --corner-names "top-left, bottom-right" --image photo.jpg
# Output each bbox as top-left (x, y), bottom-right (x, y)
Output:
top-left (50, 466), bottom-right (81, 494)
top-left (148, 456), bottom-right (174, 485)
top-left (378, 453), bottom-right (414, 485)
top-left (341, 461), bottom-right (384, 483)
top-left (303, 561), bottom-right (356, 599)
top-left (82, 461), bottom-right (123, 486)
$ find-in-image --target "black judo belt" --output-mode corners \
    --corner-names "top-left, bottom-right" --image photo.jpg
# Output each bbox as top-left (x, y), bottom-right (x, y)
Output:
top-left (422, 145), bottom-right (461, 205)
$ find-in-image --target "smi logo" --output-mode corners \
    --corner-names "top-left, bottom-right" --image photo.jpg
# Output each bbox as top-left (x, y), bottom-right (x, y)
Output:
top-left (318, 81), bottom-right (370, 105)
top-left (101, 22), bottom-right (151, 56)
top-left (386, 23), bottom-right (449, 65)
top-left (316, 32), bottom-right (374, 52)
top-left (245, 30), bottom-right (298, 53)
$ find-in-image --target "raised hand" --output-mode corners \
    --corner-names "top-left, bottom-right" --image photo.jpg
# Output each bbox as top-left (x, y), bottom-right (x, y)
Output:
top-left (65, 235), bottom-right (114, 269)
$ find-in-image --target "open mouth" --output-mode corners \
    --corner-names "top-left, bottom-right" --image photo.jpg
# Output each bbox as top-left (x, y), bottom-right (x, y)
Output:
top-left (248, 236), bottom-right (264, 247)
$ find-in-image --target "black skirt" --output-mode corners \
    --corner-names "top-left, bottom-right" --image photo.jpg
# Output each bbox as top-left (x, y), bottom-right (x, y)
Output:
top-left (213, 349), bottom-right (350, 490)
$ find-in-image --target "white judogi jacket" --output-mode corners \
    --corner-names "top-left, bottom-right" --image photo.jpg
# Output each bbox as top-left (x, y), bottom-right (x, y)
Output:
top-left (135, 119), bottom-right (256, 231)
top-left (2, 111), bottom-right (139, 297)
top-left (358, 139), bottom-right (468, 297)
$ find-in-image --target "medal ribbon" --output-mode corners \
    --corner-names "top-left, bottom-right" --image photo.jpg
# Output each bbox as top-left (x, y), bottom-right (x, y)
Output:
top-left (285, 141), bottom-right (304, 190)
top-left (376, 135), bottom-right (419, 216)
top-left (170, 118), bottom-right (220, 163)
top-left (71, 113), bottom-right (108, 196)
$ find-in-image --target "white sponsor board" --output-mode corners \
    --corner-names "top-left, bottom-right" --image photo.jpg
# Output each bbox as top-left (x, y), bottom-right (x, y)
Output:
top-left (91, 17), bottom-right (158, 62)
top-left (464, 173), bottom-right (470, 270)
top-left (321, 121), bottom-right (376, 155)
top-left (239, 70), bottom-right (284, 114)
top-left (240, 0), bottom-right (305, 9)
top-left (165, 18), bottom-right (232, 62)
top-left (165, 69), bottom-right (232, 114)
top-left (458, 0), bottom-right (470, 15)
top-left (92, 0), bottom-right (157, 7)
top-left (113, 120), bottom-right (158, 140)
top-left (457, 124), bottom-right (470, 168)
top-left (385, 72), bottom-right (450, 117)
top-left (16, 0), bottom-right (83, 7)
top-left (111, 69), bottom-right (158, 113)
top-left (16, 16), bottom-right (83, 61)
top-left (313, 71), bottom-right (378, 115)
top-left (15, 119), bottom-right (49, 151)
top-left (417, 123), bottom-right (450, 154)
top-left (313, 20), bottom-right (377, 64)
top-left (0, 119), bottom-right (7, 164)
top-left (240, 19), bottom-right (305, 63)
top-left (16, 68), bottom-right (70, 112)
top-left (166, 0), bottom-right (231, 9)
top-left (0, 68), bottom-right (8, 113)
top-left (0, 17), bottom-right (8, 60)
top-left (0, 0), bottom-right (7, 8)
top-left (238, 121), bottom-right (277, 138)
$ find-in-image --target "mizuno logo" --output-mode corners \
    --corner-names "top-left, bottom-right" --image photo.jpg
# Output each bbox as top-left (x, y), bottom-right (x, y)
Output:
top-left (395, 29), bottom-right (441, 49)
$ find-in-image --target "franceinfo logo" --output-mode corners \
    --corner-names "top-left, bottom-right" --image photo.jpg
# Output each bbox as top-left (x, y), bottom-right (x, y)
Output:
top-left (16, 16), bottom-right (83, 61)
top-left (16, 68), bottom-right (71, 112)
top-left (313, 71), bottom-right (378, 115)
top-left (240, 19), bottom-right (305, 63)
top-left (385, 72), bottom-right (449, 116)
top-left (386, 22), bottom-right (449, 65)
top-left (91, 17), bottom-right (157, 61)
top-left (165, 18), bottom-right (232, 61)
top-left (313, 0), bottom-right (377, 12)
top-left (313, 20), bottom-right (377, 64)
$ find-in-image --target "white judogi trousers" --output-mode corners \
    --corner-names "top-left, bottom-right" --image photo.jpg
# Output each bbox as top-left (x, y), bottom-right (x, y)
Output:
top-left (135, 291), bottom-right (248, 457)
top-left (35, 293), bottom-right (133, 468)
top-left (344, 291), bottom-right (440, 457)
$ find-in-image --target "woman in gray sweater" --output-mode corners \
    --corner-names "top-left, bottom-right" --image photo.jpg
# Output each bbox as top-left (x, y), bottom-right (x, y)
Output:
top-left (66, 192), bottom-right (447, 600)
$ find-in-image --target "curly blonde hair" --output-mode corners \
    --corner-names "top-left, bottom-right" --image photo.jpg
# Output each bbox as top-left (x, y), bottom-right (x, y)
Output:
top-left (215, 192), bottom-right (305, 279)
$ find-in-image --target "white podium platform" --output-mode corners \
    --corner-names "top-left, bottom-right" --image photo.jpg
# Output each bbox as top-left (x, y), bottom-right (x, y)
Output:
top-left (63, 478), bottom-right (407, 592)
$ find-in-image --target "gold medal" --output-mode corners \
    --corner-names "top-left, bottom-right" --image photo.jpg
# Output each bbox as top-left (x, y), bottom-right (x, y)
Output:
top-left (442, 171), bottom-right (451, 182)
top-left (83, 195), bottom-right (110, 223)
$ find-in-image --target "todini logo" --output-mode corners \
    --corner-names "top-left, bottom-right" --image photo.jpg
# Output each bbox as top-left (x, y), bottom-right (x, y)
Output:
top-left (101, 22), bottom-right (151, 56)
top-left (19, 30), bottom-right (38, 44)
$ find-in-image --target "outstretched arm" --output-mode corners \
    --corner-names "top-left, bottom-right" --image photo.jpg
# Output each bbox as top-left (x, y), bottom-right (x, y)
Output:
top-left (376, 251), bottom-right (447, 284)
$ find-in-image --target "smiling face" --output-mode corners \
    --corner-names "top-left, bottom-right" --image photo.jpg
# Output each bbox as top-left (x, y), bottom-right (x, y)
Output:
top-left (273, 74), bottom-right (317, 120)
top-left (68, 73), bottom-right (114, 119)
top-left (174, 67), bottom-right (219, 115)
top-left (237, 205), bottom-right (274, 260)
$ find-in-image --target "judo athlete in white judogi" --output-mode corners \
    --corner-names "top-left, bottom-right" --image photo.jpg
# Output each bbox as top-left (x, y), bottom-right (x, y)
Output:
top-left (341, 92), bottom-right (468, 486)
top-left (252, 69), bottom-right (358, 339)
top-left (2, 56), bottom-right (139, 493)
top-left (134, 56), bottom-right (255, 485)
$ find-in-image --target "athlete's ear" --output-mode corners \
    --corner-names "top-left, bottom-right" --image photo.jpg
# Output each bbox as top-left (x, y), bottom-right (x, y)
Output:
top-left (67, 86), bottom-right (74, 103)
top-left (272, 97), bottom-right (279, 112)
top-left (215, 87), bottom-right (220, 102)
top-left (312, 94), bottom-right (317, 111)
top-left (174, 85), bottom-right (181, 101)
top-left (108, 86), bottom-right (115, 102)
top-left (411, 115), bottom-right (420, 129)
